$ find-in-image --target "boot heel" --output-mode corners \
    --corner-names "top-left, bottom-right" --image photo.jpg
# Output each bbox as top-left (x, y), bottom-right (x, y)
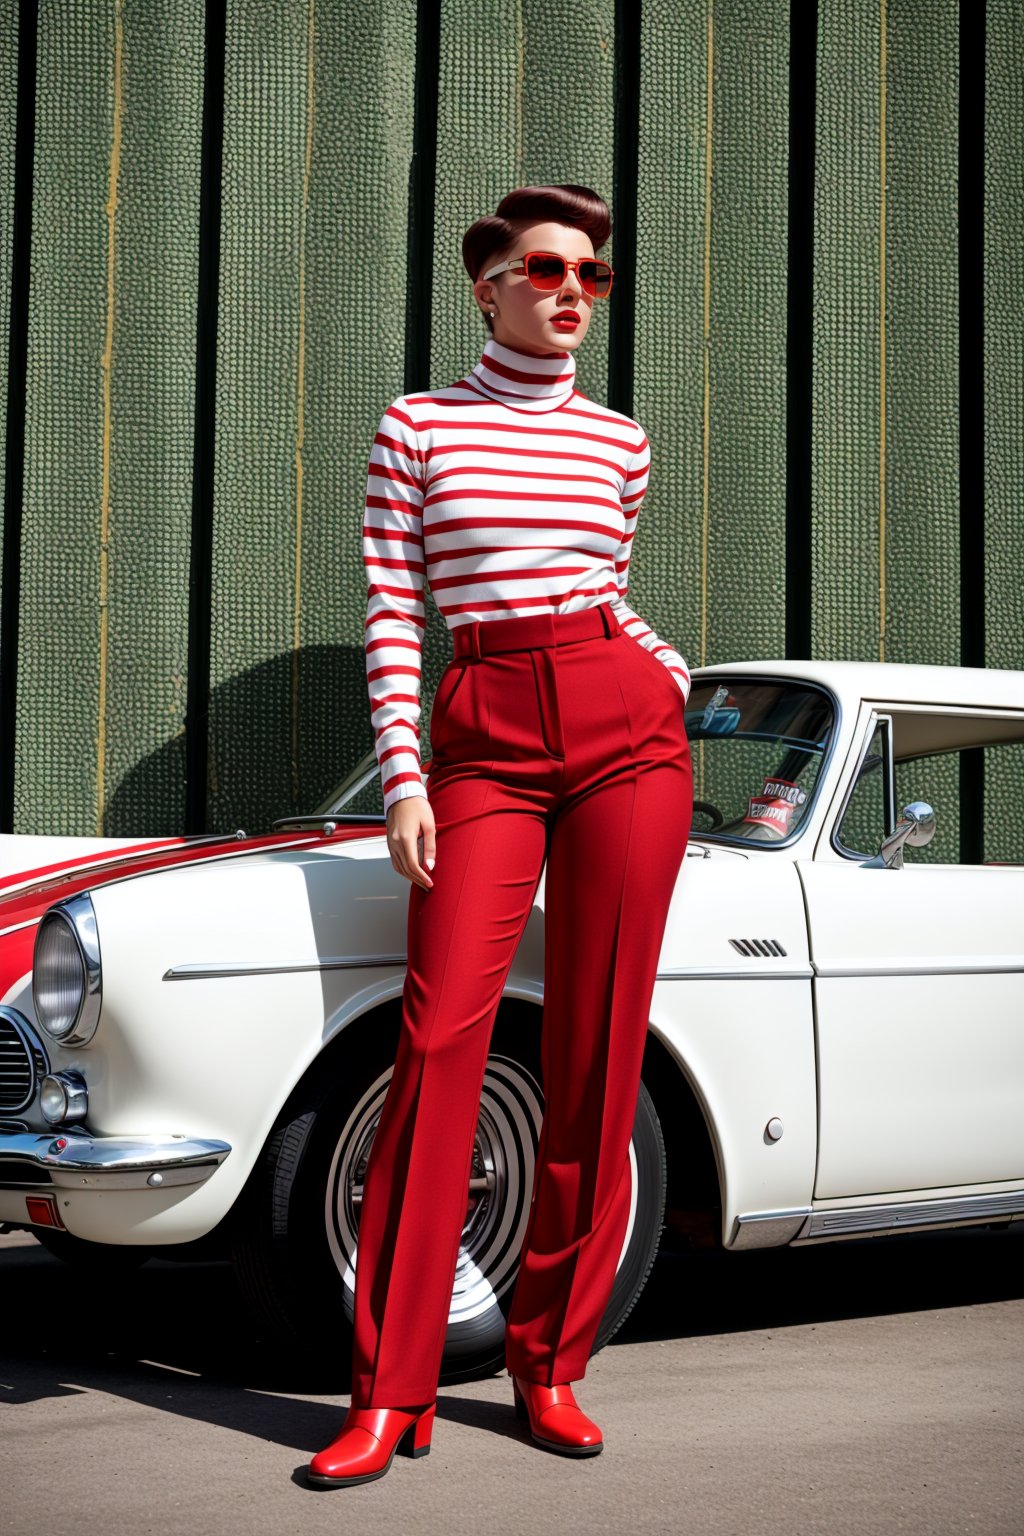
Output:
top-left (307, 1403), bottom-right (436, 1487)
top-left (400, 1402), bottom-right (435, 1458)
top-left (512, 1378), bottom-right (528, 1421)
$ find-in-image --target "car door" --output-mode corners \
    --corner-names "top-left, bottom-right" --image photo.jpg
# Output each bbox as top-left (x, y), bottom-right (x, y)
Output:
top-left (796, 704), bottom-right (1024, 1201)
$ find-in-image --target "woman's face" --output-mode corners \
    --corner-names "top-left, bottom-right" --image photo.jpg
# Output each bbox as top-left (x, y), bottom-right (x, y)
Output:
top-left (472, 220), bottom-right (598, 356)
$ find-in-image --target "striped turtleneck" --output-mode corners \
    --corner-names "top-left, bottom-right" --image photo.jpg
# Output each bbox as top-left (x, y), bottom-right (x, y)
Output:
top-left (466, 336), bottom-right (578, 410)
top-left (363, 336), bottom-right (692, 813)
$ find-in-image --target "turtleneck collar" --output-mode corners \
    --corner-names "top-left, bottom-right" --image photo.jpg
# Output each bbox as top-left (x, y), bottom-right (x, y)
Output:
top-left (465, 336), bottom-right (577, 412)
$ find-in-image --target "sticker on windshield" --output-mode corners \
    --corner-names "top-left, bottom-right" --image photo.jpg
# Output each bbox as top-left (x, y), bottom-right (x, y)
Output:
top-left (742, 776), bottom-right (808, 837)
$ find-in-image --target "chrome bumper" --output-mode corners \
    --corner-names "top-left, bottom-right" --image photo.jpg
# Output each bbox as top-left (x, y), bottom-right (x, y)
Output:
top-left (0, 1130), bottom-right (231, 1189)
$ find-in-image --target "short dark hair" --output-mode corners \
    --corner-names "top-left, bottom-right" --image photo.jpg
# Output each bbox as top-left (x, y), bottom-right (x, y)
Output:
top-left (462, 184), bottom-right (612, 334)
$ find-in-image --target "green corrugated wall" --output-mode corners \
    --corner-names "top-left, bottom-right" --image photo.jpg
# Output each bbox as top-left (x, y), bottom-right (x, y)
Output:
top-left (5, 0), bottom-right (203, 834)
top-left (0, 0), bottom-right (1021, 839)
top-left (0, 0), bottom-right (14, 661)
top-left (986, 5), bottom-right (1024, 672)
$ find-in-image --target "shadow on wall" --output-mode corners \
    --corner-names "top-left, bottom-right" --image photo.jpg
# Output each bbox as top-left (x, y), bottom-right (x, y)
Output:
top-left (101, 643), bottom-right (380, 839)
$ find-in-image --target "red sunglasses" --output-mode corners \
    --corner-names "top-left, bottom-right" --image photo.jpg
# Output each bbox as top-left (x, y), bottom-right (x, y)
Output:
top-left (482, 250), bottom-right (615, 299)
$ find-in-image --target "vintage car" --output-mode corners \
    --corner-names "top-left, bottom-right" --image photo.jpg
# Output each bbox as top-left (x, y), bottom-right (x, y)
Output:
top-left (1, 659), bottom-right (1022, 1381)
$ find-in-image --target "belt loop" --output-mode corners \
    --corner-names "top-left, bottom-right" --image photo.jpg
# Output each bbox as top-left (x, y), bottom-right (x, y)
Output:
top-left (470, 621), bottom-right (483, 662)
top-left (598, 600), bottom-right (619, 638)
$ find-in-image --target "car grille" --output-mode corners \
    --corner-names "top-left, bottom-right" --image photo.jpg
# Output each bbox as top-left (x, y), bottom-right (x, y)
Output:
top-left (0, 1009), bottom-right (39, 1112)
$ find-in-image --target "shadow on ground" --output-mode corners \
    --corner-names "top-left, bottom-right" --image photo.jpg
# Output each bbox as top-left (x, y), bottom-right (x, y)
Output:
top-left (0, 1223), bottom-right (1020, 1451)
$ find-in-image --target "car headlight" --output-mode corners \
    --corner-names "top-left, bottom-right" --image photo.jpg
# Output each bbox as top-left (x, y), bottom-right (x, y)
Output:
top-left (32, 893), bottom-right (102, 1047)
top-left (40, 1069), bottom-right (89, 1124)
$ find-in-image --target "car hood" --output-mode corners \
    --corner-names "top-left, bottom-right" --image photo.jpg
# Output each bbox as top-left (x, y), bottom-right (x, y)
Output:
top-left (0, 825), bottom-right (388, 995)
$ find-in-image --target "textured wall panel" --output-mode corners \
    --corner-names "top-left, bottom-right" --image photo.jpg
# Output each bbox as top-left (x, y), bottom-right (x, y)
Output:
top-left (884, 1), bottom-right (962, 850)
top-left (634, 0), bottom-right (705, 702)
top-left (983, 4), bottom-right (1024, 857)
top-left (635, 0), bottom-right (711, 815)
top-left (424, 0), bottom-right (521, 707)
top-left (431, 0), bottom-right (615, 404)
top-left (985, 743), bottom-right (1024, 863)
top-left (208, 0), bottom-right (417, 832)
top-left (706, 1), bottom-right (789, 667)
top-left (3, 2), bottom-right (1022, 839)
top-left (517, 0), bottom-right (616, 409)
top-left (15, 0), bottom-right (202, 835)
top-left (813, 0), bottom-right (961, 678)
top-left (422, 0), bottom-right (617, 713)
top-left (885, 0), bottom-right (959, 665)
top-left (985, 3), bottom-right (1024, 672)
top-left (0, 0), bottom-right (16, 646)
top-left (430, 0), bottom-right (520, 408)
top-left (812, 2), bottom-right (883, 661)
top-left (636, 0), bottom-right (789, 813)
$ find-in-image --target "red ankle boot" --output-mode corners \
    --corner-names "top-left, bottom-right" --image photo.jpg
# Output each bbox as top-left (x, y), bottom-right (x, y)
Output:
top-left (511, 1373), bottom-right (604, 1456)
top-left (306, 1403), bottom-right (436, 1487)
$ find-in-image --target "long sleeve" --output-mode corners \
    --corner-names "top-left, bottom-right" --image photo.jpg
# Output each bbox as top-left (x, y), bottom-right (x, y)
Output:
top-left (363, 399), bottom-right (430, 814)
top-left (607, 429), bottom-right (692, 705)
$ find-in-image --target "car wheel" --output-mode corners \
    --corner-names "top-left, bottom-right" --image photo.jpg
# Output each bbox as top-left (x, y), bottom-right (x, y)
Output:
top-left (229, 1010), bottom-right (667, 1385)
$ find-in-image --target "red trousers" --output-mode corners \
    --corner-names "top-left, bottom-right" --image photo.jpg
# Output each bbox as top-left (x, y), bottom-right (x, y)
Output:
top-left (350, 599), bottom-right (693, 1406)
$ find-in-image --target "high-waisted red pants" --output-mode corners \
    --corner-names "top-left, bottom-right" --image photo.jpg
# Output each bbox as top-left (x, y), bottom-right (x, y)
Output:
top-left (350, 599), bottom-right (693, 1406)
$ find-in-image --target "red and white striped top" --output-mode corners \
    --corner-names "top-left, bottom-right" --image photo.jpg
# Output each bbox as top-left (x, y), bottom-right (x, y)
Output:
top-left (363, 336), bottom-right (692, 813)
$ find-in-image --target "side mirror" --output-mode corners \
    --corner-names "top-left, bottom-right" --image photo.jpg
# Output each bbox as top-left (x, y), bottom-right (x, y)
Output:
top-left (901, 800), bottom-right (936, 847)
top-left (861, 800), bottom-right (936, 870)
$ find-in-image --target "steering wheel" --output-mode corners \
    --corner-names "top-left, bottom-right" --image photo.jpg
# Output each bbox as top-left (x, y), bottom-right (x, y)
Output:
top-left (692, 798), bottom-right (724, 830)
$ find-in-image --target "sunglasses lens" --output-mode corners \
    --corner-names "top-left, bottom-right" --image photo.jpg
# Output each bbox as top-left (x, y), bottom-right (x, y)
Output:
top-left (580, 261), bottom-right (613, 297)
top-left (521, 253), bottom-right (614, 297)
top-left (525, 253), bottom-right (566, 289)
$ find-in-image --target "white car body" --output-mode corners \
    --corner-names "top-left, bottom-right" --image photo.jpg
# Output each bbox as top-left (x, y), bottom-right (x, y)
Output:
top-left (2, 658), bottom-right (1023, 1268)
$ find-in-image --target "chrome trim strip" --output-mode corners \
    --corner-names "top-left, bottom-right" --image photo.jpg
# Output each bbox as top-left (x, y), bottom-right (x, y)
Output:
top-left (793, 1188), bottom-right (1024, 1240)
top-left (729, 1208), bottom-right (813, 1249)
top-left (164, 954), bottom-right (408, 978)
top-left (163, 957), bottom-right (815, 982)
top-left (830, 709), bottom-right (895, 861)
top-left (812, 958), bottom-right (1024, 978)
top-left (0, 1130), bottom-right (231, 1190)
top-left (658, 966), bottom-right (813, 980)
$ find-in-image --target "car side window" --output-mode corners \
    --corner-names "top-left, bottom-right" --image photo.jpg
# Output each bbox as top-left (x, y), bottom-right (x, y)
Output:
top-left (835, 719), bottom-right (888, 858)
top-left (983, 740), bottom-right (1024, 864)
top-left (893, 737), bottom-right (1024, 866)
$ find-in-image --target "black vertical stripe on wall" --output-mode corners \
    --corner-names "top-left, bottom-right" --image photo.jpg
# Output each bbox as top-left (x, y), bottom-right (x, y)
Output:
top-left (184, 0), bottom-right (226, 833)
top-left (785, 0), bottom-right (817, 664)
top-left (405, 0), bottom-right (441, 393)
top-left (959, 3), bottom-right (985, 864)
top-left (0, 0), bottom-right (38, 834)
top-left (608, 0), bottom-right (641, 418)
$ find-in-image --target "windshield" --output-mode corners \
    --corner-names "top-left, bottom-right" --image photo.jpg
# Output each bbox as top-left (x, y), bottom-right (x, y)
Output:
top-left (318, 676), bottom-right (837, 847)
top-left (315, 752), bottom-right (385, 817)
top-left (684, 678), bottom-right (836, 846)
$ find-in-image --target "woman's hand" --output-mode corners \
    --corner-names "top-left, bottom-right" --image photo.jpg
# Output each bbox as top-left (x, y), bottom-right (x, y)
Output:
top-left (386, 796), bottom-right (436, 890)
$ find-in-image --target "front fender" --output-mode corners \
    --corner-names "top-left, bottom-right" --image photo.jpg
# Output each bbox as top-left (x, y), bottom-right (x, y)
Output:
top-left (24, 842), bottom-right (402, 1244)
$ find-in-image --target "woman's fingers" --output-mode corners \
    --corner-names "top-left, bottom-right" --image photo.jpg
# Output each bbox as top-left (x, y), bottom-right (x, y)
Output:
top-left (386, 800), bottom-right (435, 890)
top-left (405, 823), bottom-right (434, 889)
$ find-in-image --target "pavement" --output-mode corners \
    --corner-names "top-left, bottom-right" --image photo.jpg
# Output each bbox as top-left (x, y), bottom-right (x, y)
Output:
top-left (1, 1221), bottom-right (1021, 1535)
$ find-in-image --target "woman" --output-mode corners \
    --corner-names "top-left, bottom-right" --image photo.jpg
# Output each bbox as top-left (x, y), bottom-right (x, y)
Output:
top-left (308, 184), bottom-right (693, 1488)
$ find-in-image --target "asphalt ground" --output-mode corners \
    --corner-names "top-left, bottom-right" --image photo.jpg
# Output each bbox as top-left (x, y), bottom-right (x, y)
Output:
top-left (1, 1222), bottom-right (1021, 1535)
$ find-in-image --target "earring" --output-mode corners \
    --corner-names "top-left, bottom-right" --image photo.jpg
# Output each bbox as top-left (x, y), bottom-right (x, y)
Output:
top-left (489, 310), bottom-right (496, 315)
